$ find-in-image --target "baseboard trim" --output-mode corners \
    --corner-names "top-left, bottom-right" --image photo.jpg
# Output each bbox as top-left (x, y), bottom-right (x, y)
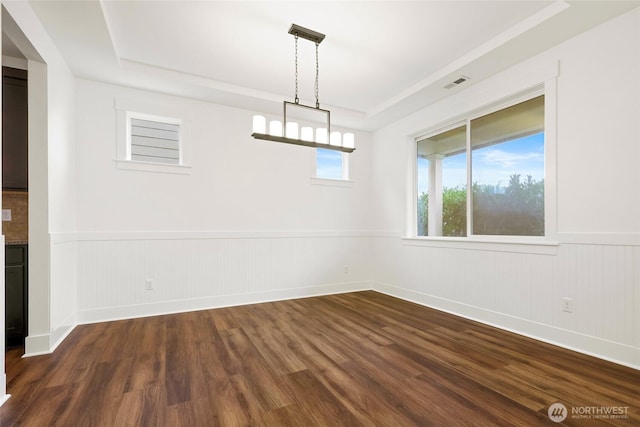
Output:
top-left (0, 372), bottom-right (7, 407)
top-left (0, 393), bottom-right (10, 408)
top-left (373, 281), bottom-right (640, 370)
top-left (78, 281), bottom-right (373, 325)
top-left (50, 314), bottom-right (77, 353)
top-left (28, 280), bottom-right (639, 371)
top-left (24, 334), bottom-right (52, 357)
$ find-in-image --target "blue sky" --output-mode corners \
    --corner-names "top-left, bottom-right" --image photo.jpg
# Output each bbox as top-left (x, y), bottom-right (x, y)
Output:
top-left (418, 132), bottom-right (544, 194)
top-left (316, 148), bottom-right (343, 179)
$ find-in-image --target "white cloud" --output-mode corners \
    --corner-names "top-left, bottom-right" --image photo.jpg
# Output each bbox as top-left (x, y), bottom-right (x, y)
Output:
top-left (478, 148), bottom-right (542, 168)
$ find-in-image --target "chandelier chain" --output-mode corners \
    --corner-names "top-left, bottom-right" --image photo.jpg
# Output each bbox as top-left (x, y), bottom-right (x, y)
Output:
top-left (294, 34), bottom-right (299, 104)
top-left (315, 41), bottom-right (320, 108)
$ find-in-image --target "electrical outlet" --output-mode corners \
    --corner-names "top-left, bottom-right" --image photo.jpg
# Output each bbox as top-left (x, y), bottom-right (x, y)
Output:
top-left (145, 279), bottom-right (154, 290)
top-left (562, 297), bottom-right (573, 313)
top-left (344, 265), bottom-right (349, 274)
top-left (2, 209), bottom-right (12, 222)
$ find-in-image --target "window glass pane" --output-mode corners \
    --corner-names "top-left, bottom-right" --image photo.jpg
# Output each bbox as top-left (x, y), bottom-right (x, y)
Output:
top-left (417, 124), bottom-right (467, 237)
top-left (417, 156), bottom-right (429, 236)
top-left (316, 148), bottom-right (344, 180)
top-left (442, 152), bottom-right (467, 237)
top-left (471, 95), bottom-right (544, 236)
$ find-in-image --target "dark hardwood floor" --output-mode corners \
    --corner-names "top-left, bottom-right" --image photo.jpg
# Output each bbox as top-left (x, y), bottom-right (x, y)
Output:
top-left (1, 291), bottom-right (638, 426)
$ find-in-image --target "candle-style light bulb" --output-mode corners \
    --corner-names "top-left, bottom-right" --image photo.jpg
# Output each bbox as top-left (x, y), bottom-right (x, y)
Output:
top-left (301, 127), bottom-right (314, 141)
top-left (269, 120), bottom-right (283, 137)
top-left (315, 128), bottom-right (328, 144)
top-left (286, 122), bottom-right (299, 139)
top-left (252, 115), bottom-right (266, 134)
top-left (330, 131), bottom-right (342, 146)
top-left (343, 132), bottom-right (355, 149)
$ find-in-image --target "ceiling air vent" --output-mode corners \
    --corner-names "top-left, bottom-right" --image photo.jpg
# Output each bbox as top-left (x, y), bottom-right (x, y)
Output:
top-left (444, 76), bottom-right (469, 89)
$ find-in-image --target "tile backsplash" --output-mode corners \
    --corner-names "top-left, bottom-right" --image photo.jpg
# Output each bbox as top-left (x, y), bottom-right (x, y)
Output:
top-left (2, 191), bottom-right (28, 243)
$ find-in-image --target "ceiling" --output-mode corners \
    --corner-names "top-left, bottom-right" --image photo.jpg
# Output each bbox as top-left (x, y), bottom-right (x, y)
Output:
top-left (2, 31), bottom-right (24, 59)
top-left (15, 1), bottom-right (640, 130)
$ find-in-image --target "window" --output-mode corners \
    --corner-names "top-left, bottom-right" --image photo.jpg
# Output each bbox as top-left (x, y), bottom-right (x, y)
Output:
top-left (115, 97), bottom-right (191, 175)
top-left (128, 114), bottom-right (180, 165)
top-left (417, 94), bottom-right (544, 237)
top-left (315, 148), bottom-right (349, 181)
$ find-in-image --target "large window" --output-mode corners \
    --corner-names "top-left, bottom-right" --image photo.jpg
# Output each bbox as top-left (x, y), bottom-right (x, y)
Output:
top-left (417, 94), bottom-right (544, 237)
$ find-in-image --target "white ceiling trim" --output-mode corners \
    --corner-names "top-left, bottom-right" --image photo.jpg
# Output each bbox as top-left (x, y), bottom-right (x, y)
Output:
top-left (120, 58), bottom-right (286, 105)
top-left (98, 0), bottom-right (121, 68)
top-left (118, 58), bottom-right (367, 129)
top-left (366, 0), bottom-right (570, 119)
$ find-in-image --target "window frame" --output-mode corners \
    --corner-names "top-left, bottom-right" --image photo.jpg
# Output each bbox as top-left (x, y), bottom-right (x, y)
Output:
top-left (115, 97), bottom-right (192, 175)
top-left (416, 120), bottom-right (468, 237)
top-left (408, 81), bottom-right (557, 249)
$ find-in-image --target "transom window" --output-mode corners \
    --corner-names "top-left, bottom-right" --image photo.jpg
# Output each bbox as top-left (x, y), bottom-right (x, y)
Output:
top-left (316, 148), bottom-right (349, 181)
top-left (417, 94), bottom-right (545, 237)
top-left (127, 113), bottom-right (181, 165)
top-left (115, 97), bottom-right (191, 175)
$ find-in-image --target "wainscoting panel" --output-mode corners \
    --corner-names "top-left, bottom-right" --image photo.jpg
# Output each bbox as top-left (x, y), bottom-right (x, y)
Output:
top-left (76, 232), bottom-right (372, 324)
top-left (370, 235), bottom-right (640, 369)
top-left (50, 237), bottom-right (78, 349)
top-left (553, 244), bottom-right (639, 345)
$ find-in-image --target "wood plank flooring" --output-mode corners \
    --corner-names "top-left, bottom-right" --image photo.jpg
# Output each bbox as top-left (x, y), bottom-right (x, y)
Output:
top-left (1, 291), bottom-right (638, 426)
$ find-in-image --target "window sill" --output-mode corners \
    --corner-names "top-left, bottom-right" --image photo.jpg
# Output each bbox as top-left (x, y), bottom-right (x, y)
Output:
top-left (402, 236), bottom-right (558, 255)
top-left (311, 177), bottom-right (354, 188)
top-left (116, 160), bottom-right (192, 175)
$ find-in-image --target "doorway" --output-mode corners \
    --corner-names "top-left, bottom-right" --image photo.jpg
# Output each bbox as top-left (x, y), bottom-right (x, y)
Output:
top-left (2, 7), bottom-right (49, 396)
top-left (2, 63), bottom-right (29, 352)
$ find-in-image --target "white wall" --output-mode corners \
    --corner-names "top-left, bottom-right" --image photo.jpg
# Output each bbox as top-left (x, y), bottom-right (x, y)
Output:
top-left (369, 7), bottom-right (640, 368)
top-left (74, 79), bottom-right (373, 322)
top-left (44, 39), bottom-right (77, 350)
top-left (76, 80), bottom-right (371, 232)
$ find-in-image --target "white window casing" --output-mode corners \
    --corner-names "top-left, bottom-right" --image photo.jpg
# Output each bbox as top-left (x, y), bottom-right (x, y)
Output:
top-left (115, 97), bottom-right (192, 175)
top-left (406, 60), bottom-right (559, 250)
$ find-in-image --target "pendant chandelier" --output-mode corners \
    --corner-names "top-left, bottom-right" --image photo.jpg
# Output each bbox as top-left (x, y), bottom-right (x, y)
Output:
top-left (251, 24), bottom-right (355, 153)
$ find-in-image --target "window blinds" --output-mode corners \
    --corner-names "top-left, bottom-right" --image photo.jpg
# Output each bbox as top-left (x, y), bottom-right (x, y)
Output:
top-left (130, 118), bottom-right (180, 164)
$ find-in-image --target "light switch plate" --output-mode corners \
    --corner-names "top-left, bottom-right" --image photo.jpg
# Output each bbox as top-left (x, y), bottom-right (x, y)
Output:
top-left (2, 209), bottom-right (11, 221)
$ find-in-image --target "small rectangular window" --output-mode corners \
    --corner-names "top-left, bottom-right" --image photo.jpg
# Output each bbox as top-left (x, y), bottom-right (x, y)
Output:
top-left (128, 114), bottom-right (181, 165)
top-left (316, 148), bottom-right (347, 180)
top-left (115, 98), bottom-right (191, 175)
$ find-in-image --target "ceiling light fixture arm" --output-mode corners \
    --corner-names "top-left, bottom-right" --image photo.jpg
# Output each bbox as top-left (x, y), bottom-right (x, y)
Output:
top-left (315, 41), bottom-right (320, 109)
top-left (294, 33), bottom-right (299, 104)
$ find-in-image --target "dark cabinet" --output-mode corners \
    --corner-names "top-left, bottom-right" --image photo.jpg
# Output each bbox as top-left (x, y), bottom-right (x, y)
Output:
top-left (2, 66), bottom-right (28, 190)
top-left (6, 244), bottom-right (27, 347)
